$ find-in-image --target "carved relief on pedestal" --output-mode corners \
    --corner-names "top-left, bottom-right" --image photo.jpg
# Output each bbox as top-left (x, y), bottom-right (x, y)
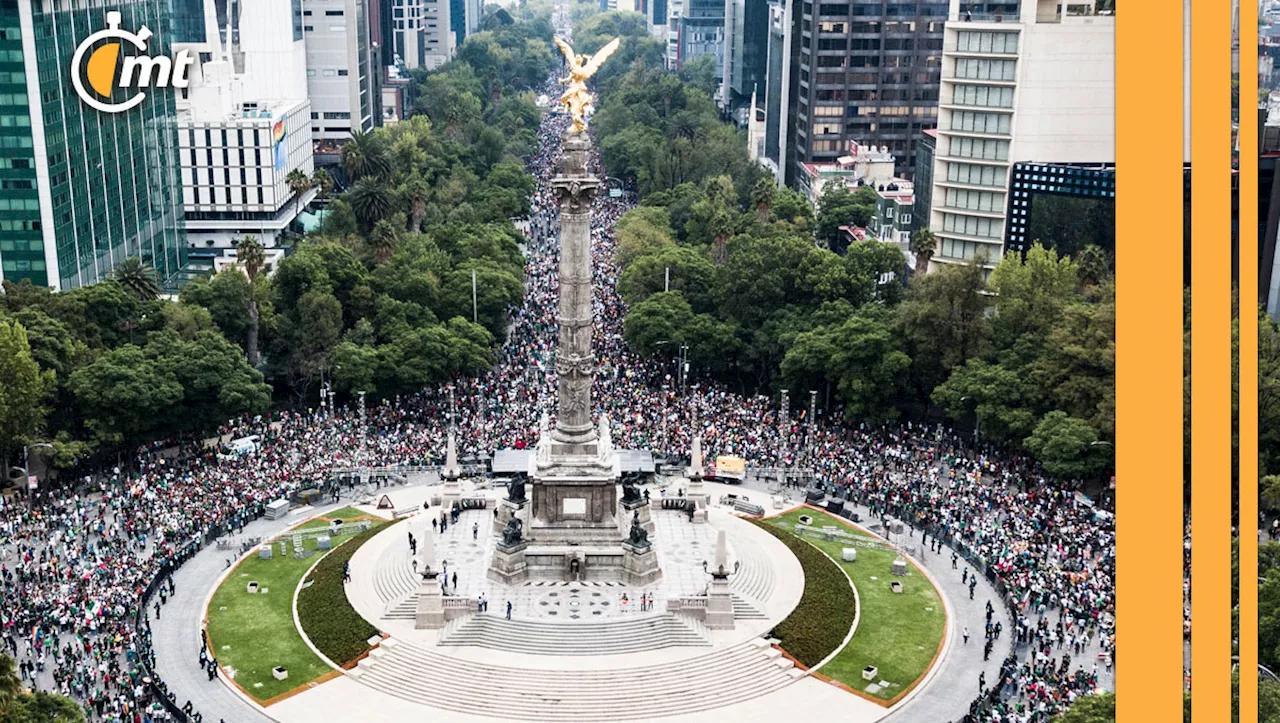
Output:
top-left (551, 178), bottom-right (599, 215)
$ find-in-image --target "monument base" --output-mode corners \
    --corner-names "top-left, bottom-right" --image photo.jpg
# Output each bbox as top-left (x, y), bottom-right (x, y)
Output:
top-left (487, 541), bottom-right (530, 584)
top-left (442, 477), bottom-right (462, 508)
top-left (621, 498), bottom-right (655, 534)
top-left (621, 542), bottom-right (663, 587)
top-left (494, 498), bottom-right (527, 536)
top-left (415, 581), bottom-right (446, 629)
top-left (518, 544), bottom-right (626, 582)
top-left (705, 576), bottom-right (735, 629)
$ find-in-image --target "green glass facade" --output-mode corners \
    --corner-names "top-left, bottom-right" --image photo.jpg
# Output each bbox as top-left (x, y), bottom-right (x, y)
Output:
top-left (0, 0), bottom-right (186, 290)
top-left (0, 2), bottom-right (43, 285)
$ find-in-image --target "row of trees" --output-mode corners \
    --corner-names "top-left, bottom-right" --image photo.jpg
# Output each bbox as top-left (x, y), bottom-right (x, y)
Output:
top-left (0, 272), bottom-right (271, 471)
top-left (590, 32), bottom-right (1115, 479)
top-left (0, 10), bottom-right (554, 476)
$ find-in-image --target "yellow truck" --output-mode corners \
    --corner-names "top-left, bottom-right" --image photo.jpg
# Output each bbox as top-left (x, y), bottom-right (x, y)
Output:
top-left (708, 455), bottom-right (746, 483)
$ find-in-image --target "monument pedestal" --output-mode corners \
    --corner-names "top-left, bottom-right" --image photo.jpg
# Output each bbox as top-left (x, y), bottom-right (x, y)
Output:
top-left (415, 579), bottom-right (446, 629)
top-left (488, 541), bottom-right (530, 584)
top-left (494, 498), bottom-right (527, 536)
top-left (621, 542), bottom-right (662, 587)
top-left (705, 575), bottom-right (735, 629)
top-left (686, 477), bottom-right (708, 523)
top-left (621, 498), bottom-right (654, 534)
top-left (442, 477), bottom-right (462, 508)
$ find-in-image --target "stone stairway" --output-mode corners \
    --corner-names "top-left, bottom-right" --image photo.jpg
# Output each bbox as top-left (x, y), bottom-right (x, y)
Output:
top-left (727, 528), bottom-right (775, 619)
top-left (730, 594), bottom-right (769, 620)
top-left (373, 545), bottom-right (420, 618)
top-left (437, 614), bottom-right (710, 655)
top-left (350, 637), bottom-right (803, 720)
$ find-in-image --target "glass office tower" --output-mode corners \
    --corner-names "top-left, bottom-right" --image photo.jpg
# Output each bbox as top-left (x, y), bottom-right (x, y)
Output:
top-left (1, 0), bottom-right (187, 290)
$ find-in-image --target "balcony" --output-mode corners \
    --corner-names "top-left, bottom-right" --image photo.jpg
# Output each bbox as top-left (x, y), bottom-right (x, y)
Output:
top-left (948, 12), bottom-right (1020, 23)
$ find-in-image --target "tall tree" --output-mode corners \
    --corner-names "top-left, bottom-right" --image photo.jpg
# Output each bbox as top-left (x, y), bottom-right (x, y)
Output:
top-left (348, 178), bottom-right (395, 231)
top-left (0, 321), bottom-right (53, 469)
top-left (236, 236), bottom-right (267, 367)
top-left (341, 129), bottom-right (391, 181)
top-left (909, 228), bottom-right (937, 274)
top-left (750, 178), bottom-right (775, 223)
top-left (370, 220), bottom-right (400, 265)
top-left (111, 257), bottom-right (160, 301)
top-left (896, 259), bottom-right (991, 400)
top-left (0, 653), bottom-right (18, 716)
top-left (285, 168), bottom-right (313, 227)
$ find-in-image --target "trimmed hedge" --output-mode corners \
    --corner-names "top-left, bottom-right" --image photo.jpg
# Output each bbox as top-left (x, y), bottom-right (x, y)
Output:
top-left (752, 519), bottom-right (857, 667)
top-left (297, 520), bottom-right (397, 666)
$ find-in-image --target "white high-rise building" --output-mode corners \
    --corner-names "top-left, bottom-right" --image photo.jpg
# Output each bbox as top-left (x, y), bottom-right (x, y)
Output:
top-left (926, 0), bottom-right (1114, 272)
top-left (304, 0), bottom-right (379, 143)
top-left (392, 0), bottom-right (452, 70)
top-left (175, 0), bottom-right (316, 248)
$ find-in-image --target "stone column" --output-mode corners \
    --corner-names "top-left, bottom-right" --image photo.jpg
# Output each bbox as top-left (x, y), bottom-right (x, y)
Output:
top-left (415, 524), bottom-right (446, 629)
top-left (704, 529), bottom-right (735, 629)
top-left (549, 131), bottom-right (602, 454)
top-left (441, 429), bottom-right (461, 507)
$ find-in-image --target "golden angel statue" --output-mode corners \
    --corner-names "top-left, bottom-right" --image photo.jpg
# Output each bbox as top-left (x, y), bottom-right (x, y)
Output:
top-left (554, 36), bottom-right (621, 133)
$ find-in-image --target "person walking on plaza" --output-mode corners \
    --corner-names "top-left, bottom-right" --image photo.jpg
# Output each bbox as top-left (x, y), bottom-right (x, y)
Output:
top-left (506, 601), bottom-right (513, 620)
top-left (963, 626), bottom-right (970, 645)
top-left (473, 522), bottom-right (479, 540)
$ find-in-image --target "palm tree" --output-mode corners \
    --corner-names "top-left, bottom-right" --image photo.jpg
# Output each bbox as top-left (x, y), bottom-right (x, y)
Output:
top-left (237, 235), bottom-right (266, 367)
top-left (710, 209), bottom-right (734, 265)
top-left (348, 178), bottom-right (395, 231)
top-left (370, 220), bottom-right (400, 264)
top-left (750, 178), bottom-right (775, 223)
top-left (341, 129), bottom-right (391, 182)
top-left (402, 176), bottom-right (431, 233)
top-left (311, 167), bottom-right (334, 199)
top-left (1076, 244), bottom-right (1111, 287)
top-left (285, 168), bottom-right (313, 227)
top-left (909, 229), bottom-right (938, 275)
top-left (113, 256), bottom-right (160, 300)
top-left (0, 654), bottom-right (20, 716)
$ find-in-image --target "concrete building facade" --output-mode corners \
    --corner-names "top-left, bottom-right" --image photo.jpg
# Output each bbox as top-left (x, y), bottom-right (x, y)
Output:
top-left (392, 0), bottom-right (451, 70)
top-left (789, 0), bottom-right (946, 178)
top-left (303, 0), bottom-right (378, 143)
top-left (174, 0), bottom-right (315, 249)
top-left (926, 0), bottom-right (1114, 272)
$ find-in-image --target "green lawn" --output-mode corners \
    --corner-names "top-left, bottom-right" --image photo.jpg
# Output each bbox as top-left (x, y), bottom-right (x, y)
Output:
top-left (206, 508), bottom-right (384, 703)
top-left (765, 508), bottom-right (945, 703)
top-left (292, 506), bottom-right (373, 530)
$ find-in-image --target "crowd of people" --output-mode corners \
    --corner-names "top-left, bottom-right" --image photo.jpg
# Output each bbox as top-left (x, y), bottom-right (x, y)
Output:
top-left (0, 82), bottom-right (1113, 723)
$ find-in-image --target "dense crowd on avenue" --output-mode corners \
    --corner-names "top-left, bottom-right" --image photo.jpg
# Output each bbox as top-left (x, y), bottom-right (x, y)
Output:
top-left (0, 88), bottom-right (1113, 723)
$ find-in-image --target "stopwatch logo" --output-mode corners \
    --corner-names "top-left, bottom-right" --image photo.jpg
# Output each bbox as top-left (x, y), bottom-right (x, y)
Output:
top-left (70, 11), bottom-right (194, 114)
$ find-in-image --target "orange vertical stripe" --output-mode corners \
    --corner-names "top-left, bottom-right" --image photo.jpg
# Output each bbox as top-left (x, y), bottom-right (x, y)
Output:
top-left (1191, 0), bottom-right (1234, 719)
top-left (1116, 0), bottom-right (1186, 720)
top-left (1240, 0), bottom-right (1260, 717)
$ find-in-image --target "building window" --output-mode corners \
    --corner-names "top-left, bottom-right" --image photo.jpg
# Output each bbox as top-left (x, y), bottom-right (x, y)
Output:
top-left (941, 213), bottom-right (1001, 240)
top-left (947, 136), bottom-right (1008, 161)
top-left (943, 188), bottom-right (1004, 212)
top-left (955, 31), bottom-right (1019, 54)
top-left (953, 58), bottom-right (1016, 82)
top-left (949, 110), bottom-right (1011, 135)
top-left (946, 162), bottom-right (1006, 187)
top-left (951, 84), bottom-right (1014, 108)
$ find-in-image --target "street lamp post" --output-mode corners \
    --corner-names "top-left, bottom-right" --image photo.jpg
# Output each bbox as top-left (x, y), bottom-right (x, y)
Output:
top-left (661, 383), bottom-right (670, 453)
top-left (960, 396), bottom-right (980, 443)
top-left (23, 442), bottom-right (54, 501)
top-left (357, 391), bottom-right (367, 484)
top-left (808, 390), bottom-right (817, 460)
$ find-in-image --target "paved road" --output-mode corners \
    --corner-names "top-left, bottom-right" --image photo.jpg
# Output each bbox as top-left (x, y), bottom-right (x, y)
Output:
top-left (733, 475), bottom-right (1114, 723)
top-left (149, 497), bottom-right (356, 723)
